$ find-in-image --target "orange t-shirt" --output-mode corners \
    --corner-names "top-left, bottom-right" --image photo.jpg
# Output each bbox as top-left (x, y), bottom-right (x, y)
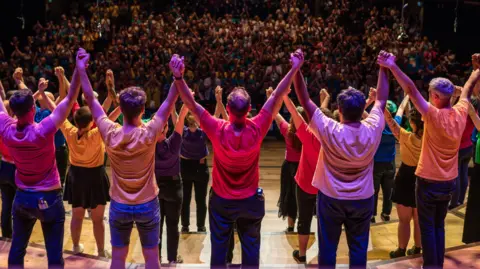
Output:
top-left (415, 99), bottom-right (469, 181)
top-left (96, 115), bottom-right (164, 205)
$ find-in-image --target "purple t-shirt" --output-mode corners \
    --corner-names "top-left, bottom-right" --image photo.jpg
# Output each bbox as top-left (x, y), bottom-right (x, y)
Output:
top-left (180, 126), bottom-right (209, 160)
top-left (155, 131), bottom-right (182, 177)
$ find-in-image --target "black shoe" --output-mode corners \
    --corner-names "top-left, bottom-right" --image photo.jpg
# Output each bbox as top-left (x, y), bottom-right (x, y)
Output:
top-left (381, 213), bottom-right (390, 222)
top-left (292, 250), bottom-right (306, 263)
top-left (286, 227), bottom-right (294, 233)
top-left (198, 226), bottom-right (207, 232)
top-left (169, 255), bottom-right (184, 264)
top-left (389, 248), bottom-right (406, 258)
top-left (371, 217), bottom-right (376, 223)
top-left (407, 246), bottom-right (422, 255)
top-left (181, 226), bottom-right (189, 233)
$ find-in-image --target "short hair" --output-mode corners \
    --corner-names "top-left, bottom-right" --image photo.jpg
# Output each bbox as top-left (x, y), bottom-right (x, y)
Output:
top-left (337, 88), bottom-right (366, 122)
top-left (185, 112), bottom-right (196, 127)
top-left (227, 87), bottom-right (251, 117)
top-left (409, 108), bottom-right (424, 134)
top-left (74, 106), bottom-right (93, 129)
top-left (9, 89), bottom-right (34, 117)
top-left (429, 77), bottom-right (454, 97)
top-left (119, 87), bottom-right (146, 124)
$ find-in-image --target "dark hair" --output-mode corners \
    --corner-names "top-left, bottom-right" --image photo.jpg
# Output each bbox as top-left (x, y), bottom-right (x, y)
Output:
top-left (74, 106), bottom-right (93, 129)
top-left (227, 87), bottom-right (251, 117)
top-left (287, 107), bottom-right (308, 151)
top-left (119, 87), bottom-right (146, 124)
top-left (9, 89), bottom-right (34, 117)
top-left (409, 108), bottom-right (424, 136)
top-left (337, 88), bottom-right (366, 122)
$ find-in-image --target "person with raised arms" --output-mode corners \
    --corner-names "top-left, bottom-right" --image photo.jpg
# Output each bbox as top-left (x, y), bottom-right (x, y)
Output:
top-left (169, 50), bottom-right (304, 267)
top-left (294, 51), bottom-right (390, 268)
top-left (378, 51), bottom-right (480, 269)
top-left (77, 49), bottom-right (179, 269)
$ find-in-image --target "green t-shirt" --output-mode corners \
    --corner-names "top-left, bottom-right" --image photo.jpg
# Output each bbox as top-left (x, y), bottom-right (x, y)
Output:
top-left (476, 132), bottom-right (480, 164)
top-left (117, 113), bottom-right (150, 125)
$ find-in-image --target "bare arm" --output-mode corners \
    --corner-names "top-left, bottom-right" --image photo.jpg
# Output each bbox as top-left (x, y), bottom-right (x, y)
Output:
top-left (274, 113), bottom-right (287, 127)
top-left (154, 82), bottom-right (179, 127)
top-left (0, 80), bottom-right (5, 101)
top-left (468, 102), bottom-right (480, 131)
top-left (175, 105), bottom-right (189, 134)
top-left (108, 106), bottom-right (122, 122)
top-left (262, 50), bottom-right (303, 117)
top-left (55, 67), bottom-right (66, 104)
top-left (37, 79), bottom-right (57, 112)
top-left (320, 88), bottom-right (330, 109)
top-left (460, 69), bottom-right (480, 101)
top-left (283, 95), bottom-right (304, 129)
top-left (293, 70), bottom-right (317, 121)
top-left (78, 59), bottom-right (107, 121)
top-left (375, 67), bottom-right (389, 111)
top-left (171, 106), bottom-right (178, 124)
top-left (13, 68), bottom-right (28, 90)
top-left (48, 69), bottom-right (81, 128)
top-left (101, 95), bottom-right (113, 112)
top-left (384, 109), bottom-right (401, 140)
top-left (396, 94), bottom-right (410, 118)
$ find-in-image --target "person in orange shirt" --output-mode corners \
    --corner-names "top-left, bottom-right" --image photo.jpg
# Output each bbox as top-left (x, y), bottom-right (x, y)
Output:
top-left (77, 49), bottom-right (179, 269)
top-left (379, 52), bottom-right (480, 269)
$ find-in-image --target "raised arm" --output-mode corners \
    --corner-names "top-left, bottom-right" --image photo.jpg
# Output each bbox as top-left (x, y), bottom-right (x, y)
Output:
top-left (48, 67), bottom-right (81, 128)
top-left (37, 78), bottom-right (56, 112)
top-left (283, 94), bottom-right (304, 129)
top-left (378, 51), bottom-right (428, 115)
top-left (175, 104), bottom-right (189, 134)
top-left (170, 55), bottom-right (205, 121)
top-left (0, 82), bottom-right (6, 114)
top-left (55, 67), bottom-right (66, 104)
top-left (0, 80), bottom-right (6, 101)
top-left (460, 54), bottom-right (480, 101)
top-left (108, 106), bottom-right (122, 122)
top-left (320, 88), bottom-right (330, 109)
top-left (396, 94), bottom-right (410, 118)
top-left (153, 80), bottom-right (179, 127)
top-left (13, 68), bottom-right (28, 90)
top-left (294, 71), bottom-right (317, 120)
top-left (214, 86), bottom-right (229, 120)
top-left (106, 69), bottom-right (119, 107)
top-left (262, 50), bottom-right (303, 116)
top-left (77, 49), bottom-right (107, 121)
top-left (384, 108), bottom-right (401, 139)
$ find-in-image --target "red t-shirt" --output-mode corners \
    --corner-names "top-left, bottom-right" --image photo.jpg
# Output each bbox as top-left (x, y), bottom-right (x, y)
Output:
top-left (295, 122), bottom-right (321, 195)
top-left (460, 117), bottom-right (474, 149)
top-left (279, 121), bottom-right (301, 162)
top-left (0, 137), bottom-right (13, 163)
top-left (200, 109), bottom-right (272, 199)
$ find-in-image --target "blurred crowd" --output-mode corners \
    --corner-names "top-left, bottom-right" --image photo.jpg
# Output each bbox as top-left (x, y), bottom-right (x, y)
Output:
top-left (0, 0), bottom-right (474, 113)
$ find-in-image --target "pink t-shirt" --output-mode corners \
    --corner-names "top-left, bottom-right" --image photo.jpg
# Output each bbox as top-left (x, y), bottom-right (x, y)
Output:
top-left (200, 109), bottom-right (272, 199)
top-left (295, 122), bottom-right (320, 195)
top-left (279, 121), bottom-right (301, 162)
top-left (310, 105), bottom-right (385, 200)
top-left (0, 112), bottom-right (60, 191)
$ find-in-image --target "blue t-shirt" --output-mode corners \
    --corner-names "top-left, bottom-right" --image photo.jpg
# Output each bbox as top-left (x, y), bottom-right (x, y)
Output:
top-left (35, 106), bottom-right (66, 148)
top-left (374, 115), bottom-right (402, 162)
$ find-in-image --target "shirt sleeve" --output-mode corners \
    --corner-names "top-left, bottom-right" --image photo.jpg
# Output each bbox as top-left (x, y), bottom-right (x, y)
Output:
top-left (295, 122), bottom-right (309, 144)
top-left (251, 109), bottom-right (274, 138)
top-left (454, 98), bottom-right (469, 118)
top-left (145, 115), bottom-right (166, 140)
top-left (199, 109), bottom-right (223, 139)
top-left (363, 105), bottom-right (386, 133)
top-left (309, 107), bottom-right (336, 140)
top-left (96, 115), bottom-right (118, 145)
top-left (59, 120), bottom-right (76, 141)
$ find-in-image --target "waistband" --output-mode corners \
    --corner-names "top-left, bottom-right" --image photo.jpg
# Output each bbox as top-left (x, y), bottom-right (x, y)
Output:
top-left (417, 177), bottom-right (455, 184)
top-left (18, 188), bottom-right (63, 194)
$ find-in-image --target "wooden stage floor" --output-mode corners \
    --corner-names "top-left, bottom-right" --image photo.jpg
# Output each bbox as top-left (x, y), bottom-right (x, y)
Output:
top-left (0, 139), bottom-right (475, 267)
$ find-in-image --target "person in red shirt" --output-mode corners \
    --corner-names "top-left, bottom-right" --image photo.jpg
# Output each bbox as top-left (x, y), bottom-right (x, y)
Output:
top-left (169, 50), bottom-right (304, 267)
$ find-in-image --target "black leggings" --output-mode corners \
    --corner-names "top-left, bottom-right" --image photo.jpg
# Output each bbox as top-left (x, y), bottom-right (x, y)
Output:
top-left (278, 160), bottom-right (299, 220)
top-left (180, 158), bottom-right (209, 229)
top-left (0, 161), bottom-right (16, 238)
top-left (296, 183), bottom-right (316, 235)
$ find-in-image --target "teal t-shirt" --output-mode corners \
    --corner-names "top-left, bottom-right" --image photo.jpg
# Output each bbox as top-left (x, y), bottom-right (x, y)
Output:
top-left (476, 131), bottom-right (480, 164)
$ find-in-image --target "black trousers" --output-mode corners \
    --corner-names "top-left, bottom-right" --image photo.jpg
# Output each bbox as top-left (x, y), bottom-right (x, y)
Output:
top-left (0, 161), bottom-right (16, 238)
top-left (416, 177), bottom-right (455, 269)
top-left (55, 145), bottom-right (68, 186)
top-left (157, 175), bottom-right (183, 262)
top-left (373, 161), bottom-right (395, 216)
top-left (180, 158), bottom-right (209, 229)
top-left (296, 184), bottom-right (316, 235)
top-left (317, 191), bottom-right (373, 269)
top-left (463, 163), bottom-right (480, 244)
top-left (209, 190), bottom-right (265, 268)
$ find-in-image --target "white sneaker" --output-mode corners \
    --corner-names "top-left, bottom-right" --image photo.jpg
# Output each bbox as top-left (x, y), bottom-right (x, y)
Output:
top-left (98, 249), bottom-right (112, 258)
top-left (72, 244), bottom-right (84, 254)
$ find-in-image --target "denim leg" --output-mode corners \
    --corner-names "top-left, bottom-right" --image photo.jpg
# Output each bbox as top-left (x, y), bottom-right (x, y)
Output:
top-left (40, 194), bottom-right (65, 268)
top-left (8, 197), bottom-right (37, 267)
top-left (209, 192), bottom-right (236, 267)
top-left (317, 192), bottom-right (344, 268)
top-left (344, 196), bottom-right (373, 268)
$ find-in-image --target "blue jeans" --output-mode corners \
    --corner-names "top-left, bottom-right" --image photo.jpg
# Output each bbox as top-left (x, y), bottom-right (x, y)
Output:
top-left (109, 198), bottom-right (160, 248)
top-left (317, 191), bottom-right (373, 269)
top-left (8, 189), bottom-right (65, 268)
top-left (451, 146), bottom-right (472, 208)
top-left (416, 177), bottom-right (456, 269)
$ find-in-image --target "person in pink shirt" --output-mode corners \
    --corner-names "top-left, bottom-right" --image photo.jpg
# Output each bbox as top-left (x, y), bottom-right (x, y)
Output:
top-left (294, 52), bottom-right (390, 268)
top-left (0, 50), bottom-right (83, 268)
top-left (378, 52), bottom-right (480, 269)
top-left (269, 87), bottom-right (303, 233)
top-left (169, 50), bottom-right (304, 267)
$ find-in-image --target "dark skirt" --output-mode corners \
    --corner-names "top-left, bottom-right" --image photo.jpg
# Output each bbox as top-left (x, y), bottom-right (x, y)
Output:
top-left (463, 163), bottom-right (480, 244)
top-left (64, 164), bottom-right (110, 209)
top-left (392, 163), bottom-right (417, 208)
top-left (277, 160), bottom-right (299, 219)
